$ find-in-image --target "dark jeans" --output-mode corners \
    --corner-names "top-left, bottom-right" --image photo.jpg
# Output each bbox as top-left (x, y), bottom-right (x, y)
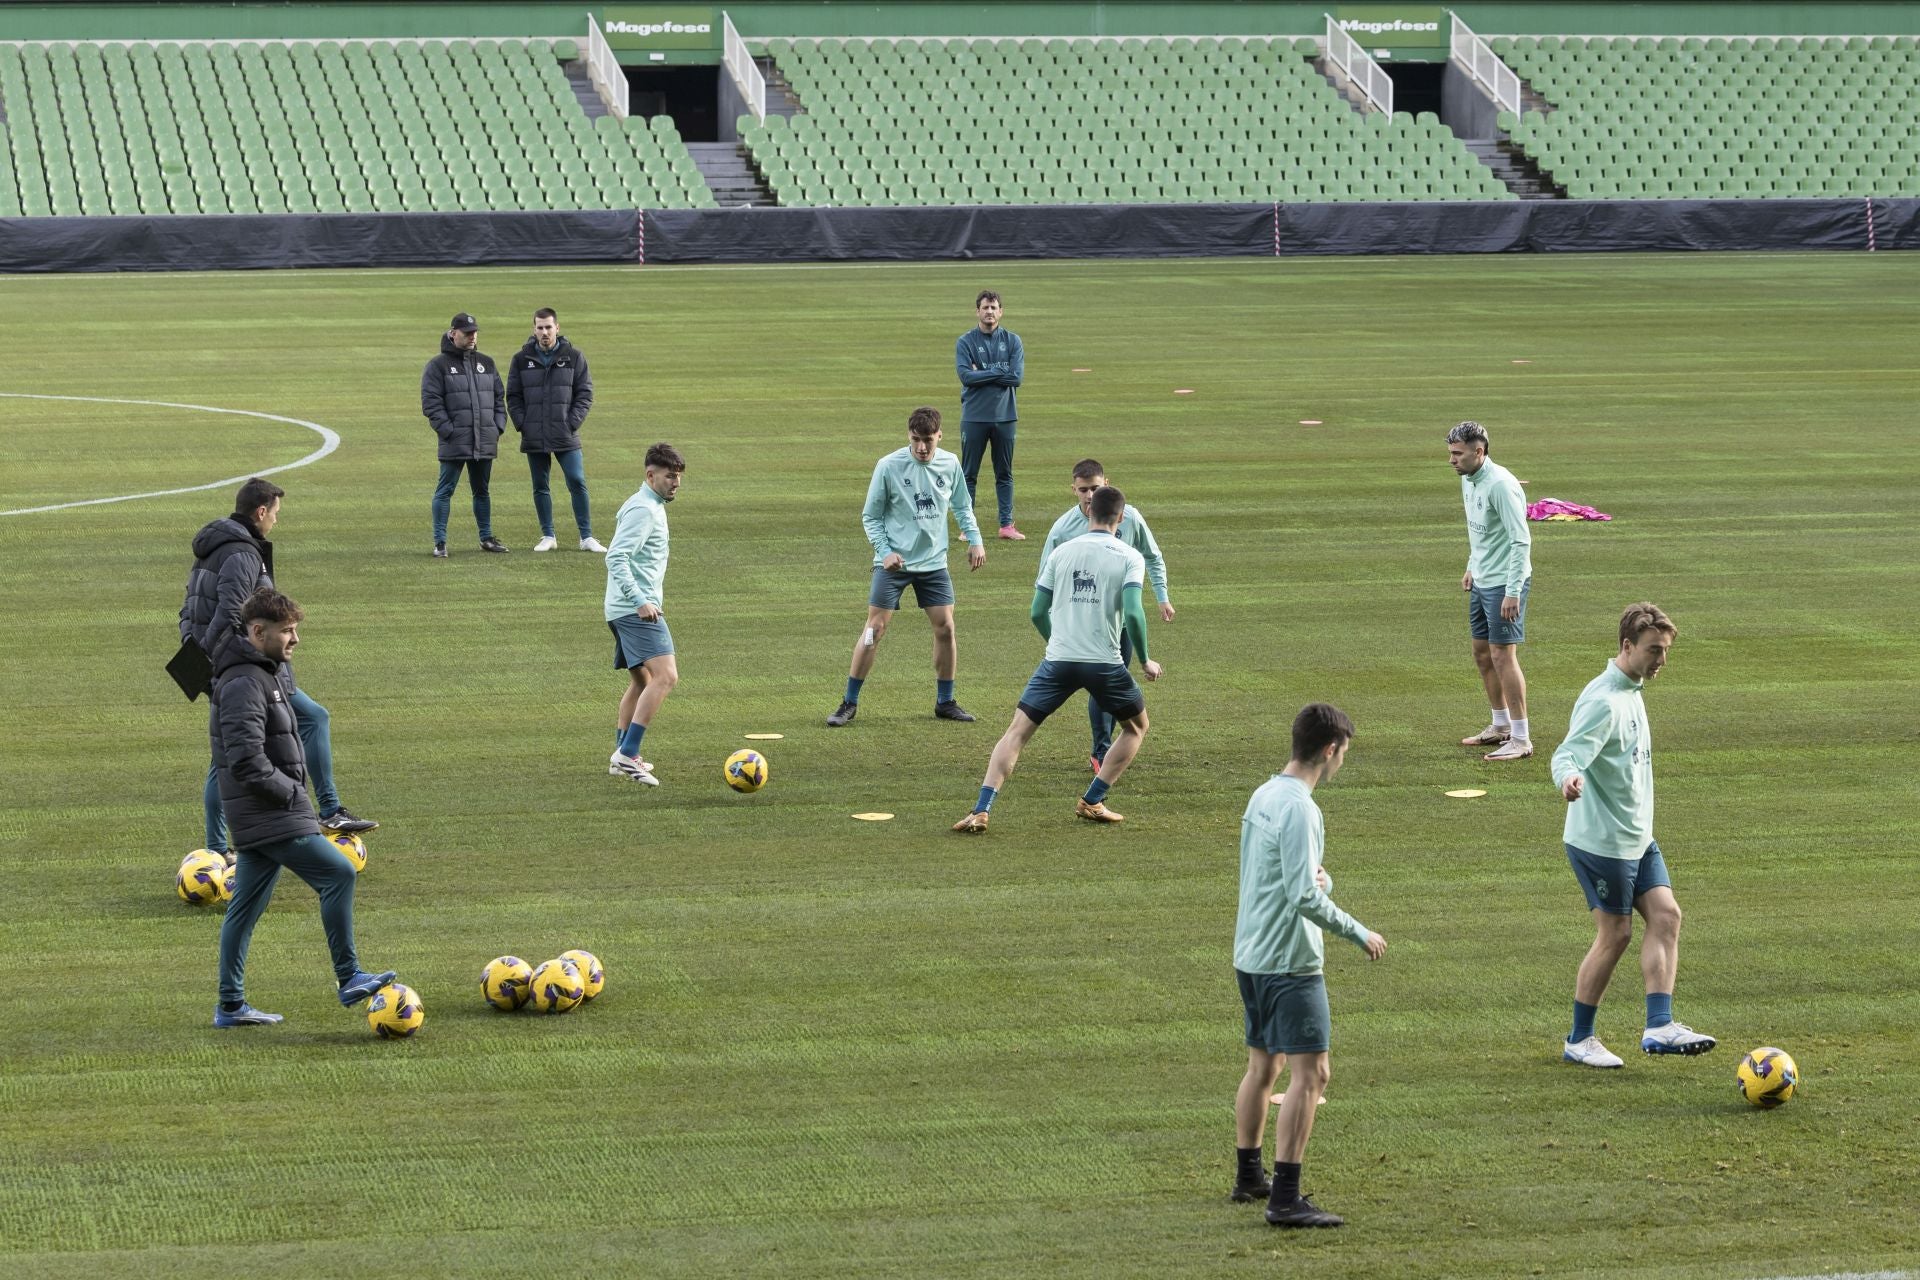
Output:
top-left (959, 419), bottom-right (1017, 528)
top-left (203, 686), bottom-right (339, 853)
top-left (218, 832), bottom-right (361, 1005)
top-left (529, 448), bottom-right (592, 539)
top-left (433, 458), bottom-right (494, 544)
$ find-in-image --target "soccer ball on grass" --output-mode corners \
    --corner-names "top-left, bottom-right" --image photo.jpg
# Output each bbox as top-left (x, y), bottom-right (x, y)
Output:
top-left (527, 958), bottom-right (585, 1014)
top-left (559, 949), bottom-right (605, 1000)
top-left (177, 850), bottom-right (229, 905)
top-left (1736, 1046), bottom-right (1797, 1108)
top-left (724, 749), bottom-right (769, 793)
top-left (480, 956), bottom-right (534, 1010)
top-left (367, 983), bottom-right (425, 1039)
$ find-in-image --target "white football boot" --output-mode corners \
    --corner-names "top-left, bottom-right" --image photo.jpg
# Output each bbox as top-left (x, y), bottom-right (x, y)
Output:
top-left (579, 536), bottom-right (607, 553)
top-left (1563, 1036), bottom-right (1625, 1068)
top-left (608, 751), bottom-right (659, 786)
top-left (1641, 1022), bottom-right (1717, 1055)
top-left (532, 536), bottom-right (559, 552)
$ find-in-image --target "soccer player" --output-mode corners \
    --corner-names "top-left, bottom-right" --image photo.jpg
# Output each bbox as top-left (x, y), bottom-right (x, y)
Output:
top-left (1230, 703), bottom-right (1386, 1227)
top-left (825, 407), bottom-right (986, 728)
top-left (211, 588), bottom-right (395, 1027)
top-left (1447, 421), bottom-right (1534, 761)
top-left (951, 485), bottom-right (1161, 832)
top-left (1035, 459), bottom-right (1174, 771)
top-left (955, 290), bottom-right (1025, 540)
top-left (606, 443), bottom-right (686, 786)
top-left (1553, 603), bottom-right (1715, 1067)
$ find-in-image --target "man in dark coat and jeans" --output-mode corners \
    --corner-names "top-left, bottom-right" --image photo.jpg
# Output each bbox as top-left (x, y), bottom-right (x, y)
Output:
top-left (508, 306), bottom-right (604, 553)
top-left (179, 476), bottom-right (377, 855)
top-left (210, 588), bottom-right (396, 1028)
top-left (421, 311), bottom-right (508, 557)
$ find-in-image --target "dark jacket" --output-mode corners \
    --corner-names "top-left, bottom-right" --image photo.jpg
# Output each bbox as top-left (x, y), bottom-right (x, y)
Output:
top-left (209, 634), bottom-right (319, 849)
top-left (506, 335), bottom-right (594, 454)
top-left (178, 515), bottom-right (274, 680)
top-left (421, 333), bottom-right (507, 461)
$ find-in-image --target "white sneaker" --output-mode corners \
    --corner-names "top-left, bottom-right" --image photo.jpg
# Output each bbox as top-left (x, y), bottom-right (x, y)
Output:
top-left (1484, 738), bottom-right (1534, 762)
top-left (532, 536), bottom-right (559, 552)
top-left (579, 536), bottom-right (607, 553)
top-left (1641, 1022), bottom-right (1716, 1056)
top-left (1563, 1035), bottom-right (1624, 1068)
top-left (608, 751), bottom-right (659, 786)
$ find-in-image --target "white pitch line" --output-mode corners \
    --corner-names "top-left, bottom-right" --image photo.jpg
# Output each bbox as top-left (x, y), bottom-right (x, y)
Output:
top-left (0, 393), bottom-right (340, 516)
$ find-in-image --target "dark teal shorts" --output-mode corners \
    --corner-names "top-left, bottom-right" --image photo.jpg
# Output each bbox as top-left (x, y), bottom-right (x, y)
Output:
top-left (1565, 840), bottom-right (1670, 915)
top-left (610, 615), bottom-right (674, 669)
top-left (1468, 577), bottom-right (1530, 645)
top-left (1017, 659), bottom-right (1144, 724)
top-left (1236, 969), bottom-right (1331, 1055)
top-left (869, 566), bottom-right (954, 611)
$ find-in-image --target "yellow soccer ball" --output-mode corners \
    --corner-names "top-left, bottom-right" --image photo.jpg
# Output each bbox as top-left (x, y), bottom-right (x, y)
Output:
top-left (367, 982), bottom-right (425, 1039)
top-left (559, 949), bottom-right (605, 1001)
top-left (177, 850), bottom-right (228, 905)
top-left (1736, 1046), bottom-right (1798, 1109)
top-left (221, 861), bottom-right (237, 900)
top-left (724, 748), bottom-right (769, 793)
top-left (527, 959), bottom-right (585, 1014)
top-left (327, 832), bottom-right (368, 873)
top-left (480, 956), bottom-right (534, 1011)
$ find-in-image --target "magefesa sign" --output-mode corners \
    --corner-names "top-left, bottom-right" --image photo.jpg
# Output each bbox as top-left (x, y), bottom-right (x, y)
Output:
top-left (1333, 5), bottom-right (1446, 59)
top-left (600, 6), bottom-right (720, 52)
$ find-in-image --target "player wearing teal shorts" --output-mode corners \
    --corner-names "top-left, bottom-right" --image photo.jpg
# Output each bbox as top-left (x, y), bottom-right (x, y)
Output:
top-left (1447, 421), bottom-right (1536, 761)
top-left (1230, 703), bottom-right (1386, 1227)
top-left (1035, 458), bottom-right (1174, 772)
top-left (952, 485), bottom-right (1161, 832)
top-left (605, 443), bottom-right (685, 787)
top-left (826, 407), bottom-right (986, 728)
top-left (1552, 602), bottom-right (1715, 1068)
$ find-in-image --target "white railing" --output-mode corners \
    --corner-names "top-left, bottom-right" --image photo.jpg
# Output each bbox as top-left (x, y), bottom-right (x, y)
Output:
top-left (583, 10), bottom-right (629, 119)
top-left (1450, 11), bottom-right (1521, 117)
top-left (722, 12), bottom-right (766, 123)
top-left (1324, 14), bottom-right (1393, 118)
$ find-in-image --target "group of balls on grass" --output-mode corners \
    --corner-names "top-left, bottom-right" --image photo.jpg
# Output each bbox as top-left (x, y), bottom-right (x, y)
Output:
top-left (482, 950), bottom-right (605, 1015)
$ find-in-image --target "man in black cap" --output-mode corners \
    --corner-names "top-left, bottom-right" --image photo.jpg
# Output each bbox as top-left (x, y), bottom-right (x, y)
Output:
top-left (421, 312), bottom-right (508, 557)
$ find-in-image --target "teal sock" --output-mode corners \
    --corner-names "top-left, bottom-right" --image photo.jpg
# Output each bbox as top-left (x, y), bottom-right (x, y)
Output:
top-left (975, 785), bottom-right (997, 813)
top-left (937, 679), bottom-right (955, 704)
top-left (1570, 1000), bottom-right (1599, 1043)
top-left (1645, 992), bottom-right (1673, 1029)
top-left (618, 722), bottom-right (646, 757)
top-left (844, 676), bottom-right (864, 704)
top-left (1083, 777), bottom-right (1111, 805)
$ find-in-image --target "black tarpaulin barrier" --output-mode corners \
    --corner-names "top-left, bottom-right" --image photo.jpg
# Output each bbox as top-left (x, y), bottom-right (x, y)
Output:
top-left (0, 209), bottom-right (642, 273)
top-left (0, 201), bottom-right (1912, 272)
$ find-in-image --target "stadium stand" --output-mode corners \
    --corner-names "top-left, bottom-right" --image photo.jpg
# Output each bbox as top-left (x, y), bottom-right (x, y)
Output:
top-left (0, 38), bottom-right (715, 216)
top-left (1493, 35), bottom-right (1920, 199)
top-left (737, 36), bottom-right (1515, 206)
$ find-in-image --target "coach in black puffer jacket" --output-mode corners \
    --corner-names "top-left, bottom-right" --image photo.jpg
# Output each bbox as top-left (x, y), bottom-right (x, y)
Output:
top-left (421, 313), bottom-right (509, 554)
top-left (210, 624), bottom-right (320, 850)
top-left (179, 509), bottom-right (273, 676)
top-left (421, 319), bottom-right (506, 462)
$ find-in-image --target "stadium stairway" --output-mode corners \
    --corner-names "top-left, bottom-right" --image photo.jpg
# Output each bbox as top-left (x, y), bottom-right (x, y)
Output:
top-left (753, 56), bottom-right (807, 120)
top-left (1465, 139), bottom-right (1565, 198)
top-left (564, 60), bottom-right (610, 120)
top-left (687, 141), bottom-right (776, 206)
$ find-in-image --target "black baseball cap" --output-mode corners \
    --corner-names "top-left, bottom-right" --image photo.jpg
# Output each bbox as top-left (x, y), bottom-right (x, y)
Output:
top-left (450, 312), bottom-right (478, 332)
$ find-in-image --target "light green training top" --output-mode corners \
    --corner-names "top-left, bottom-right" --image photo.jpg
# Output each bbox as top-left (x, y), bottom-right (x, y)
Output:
top-left (1551, 661), bottom-right (1656, 858)
top-left (604, 483), bottom-right (669, 621)
top-left (1461, 457), bottom-right (1533, 592)
top-left (1037, 531), bottom-right (1145, 663)
top-left (861, 446), bottom-right (983, 573)
top-left (1233, 774), bottom-right (1371, 976)
top-left (1036, 502), bottom-right (1170, 604)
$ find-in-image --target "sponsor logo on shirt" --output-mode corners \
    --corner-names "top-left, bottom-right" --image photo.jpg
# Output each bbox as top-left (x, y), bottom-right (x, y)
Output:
top-left (1071, 569), bottom-right (1098, 598)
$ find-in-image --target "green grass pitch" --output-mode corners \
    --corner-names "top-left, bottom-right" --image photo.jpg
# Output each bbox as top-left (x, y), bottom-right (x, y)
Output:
top-left (1, 253), bottom-right (1916, 1279)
